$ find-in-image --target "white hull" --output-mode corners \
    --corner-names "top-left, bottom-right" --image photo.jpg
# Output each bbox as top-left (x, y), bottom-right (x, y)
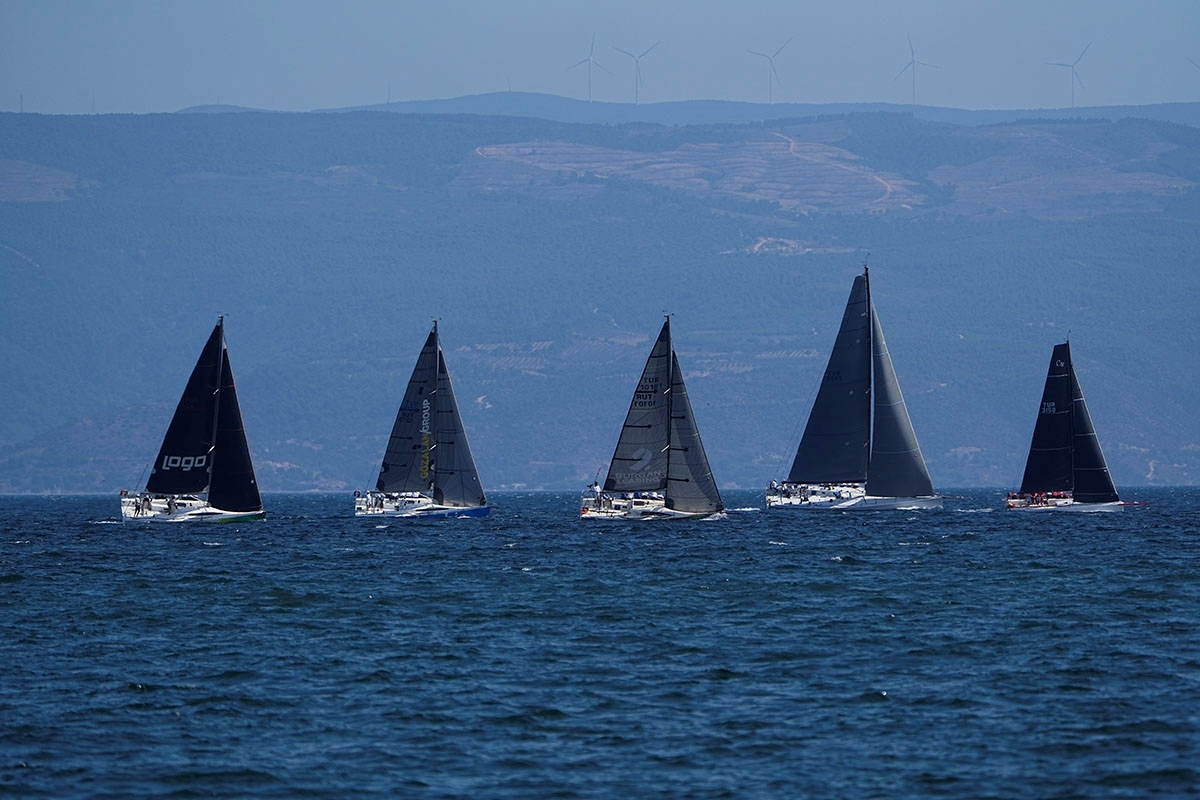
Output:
top-left (355, 491), bottom-right (489, 519)
top-left (579, 491), bottom-right (722, 520)
top-left (120, 494), bottom-right (264, 523)
top-left (766, 483), bottom-right (943, 511)
top-left (1006, 497), bottom-right (1121, 512)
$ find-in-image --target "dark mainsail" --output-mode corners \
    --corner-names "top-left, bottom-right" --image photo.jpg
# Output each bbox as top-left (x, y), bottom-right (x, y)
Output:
top-left (374, 323), bottom-right (486, 508)
top-left (144, 317), bottom-right (261, 512)
top-left (1019, 342), bottom-right (1118, 503)
top-left (604, 319), bottom-right (672, 494)
top-left (786, 274), bottom-right (872, 484)
top-left (146, 322), bottom-right (223, 496)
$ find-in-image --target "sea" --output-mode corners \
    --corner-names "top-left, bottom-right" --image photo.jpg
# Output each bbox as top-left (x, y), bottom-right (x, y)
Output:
top-left (2, 488), bottom-right (1198, 799)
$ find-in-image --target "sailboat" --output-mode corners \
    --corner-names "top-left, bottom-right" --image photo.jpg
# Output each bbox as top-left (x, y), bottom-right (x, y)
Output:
top-left (356, 322), bottom-right (489, 518)
top-left (120, 316), bottom-right (265, 522)
top-left (581, 317), bottom-right (724, 520)
top-left (766, 267), bottom-right (941, 510)
top-left (1006, 341), bottom-right (1120, 511)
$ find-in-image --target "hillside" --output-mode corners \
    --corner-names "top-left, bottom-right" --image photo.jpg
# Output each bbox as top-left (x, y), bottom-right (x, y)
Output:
top-left (0, 107), bottom-right (1197, 493)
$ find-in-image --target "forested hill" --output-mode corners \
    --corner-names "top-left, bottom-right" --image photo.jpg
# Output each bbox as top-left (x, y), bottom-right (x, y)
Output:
top-left (1, 107), bottom-right (1197, 493)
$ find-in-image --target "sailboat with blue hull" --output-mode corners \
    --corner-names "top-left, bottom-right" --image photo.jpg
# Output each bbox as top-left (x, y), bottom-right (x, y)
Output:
top-left (356, 322), bottom-right (489, 519)
top-left (767, 267), bottom-right (941, 510)
top-left (1006, 341), bottom-right (1120, 511)
top-left (121, 316), bottom-right (264, 522)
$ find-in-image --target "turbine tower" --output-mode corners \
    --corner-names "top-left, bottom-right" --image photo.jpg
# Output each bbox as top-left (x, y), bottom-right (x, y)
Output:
top-left (1048, 42), bottom-right (1091, 108)
top-left (747, 38), bottom-right (791, 104)
top-left (894, 33), bottom-right (938, 106)
top-left (613, 41), bottom-right (660, 105)
top-left (569, 33), bottom-right (610, 102)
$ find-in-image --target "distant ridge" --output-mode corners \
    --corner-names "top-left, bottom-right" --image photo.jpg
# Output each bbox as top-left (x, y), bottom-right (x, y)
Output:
top-left (176, 104), bottom-right (270, 114)
top-left (321, 91), bottom-right (1200, 128)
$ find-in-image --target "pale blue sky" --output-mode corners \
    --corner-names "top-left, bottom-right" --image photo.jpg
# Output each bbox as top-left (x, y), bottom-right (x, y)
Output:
top-left (3, 0), bottom-right (1199, 114)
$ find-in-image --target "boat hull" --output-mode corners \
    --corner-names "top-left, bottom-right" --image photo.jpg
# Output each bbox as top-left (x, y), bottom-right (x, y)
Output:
top-left (580, 492), bottom-right (722, 520)
top-left (356, 492), bottom-right (490, 519)
top-left (1006, 498), bottom-right (1121, 512)
top-left (121, 495), bottom-right (264, 523)
top-left (767, 484), bottom-right (942, 510)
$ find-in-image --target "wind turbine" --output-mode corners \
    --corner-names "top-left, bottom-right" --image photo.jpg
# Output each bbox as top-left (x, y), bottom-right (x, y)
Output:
top-left (894, 33), bottom-right (938, 106)
top-left (612, 41), bottom-right (660, 105)
top-left (1048, 42), bottom-right (1091, 108)
top-left (568, 33), bottom-right (610, 102)
top-left (747, 38), bottom-right (791, 104)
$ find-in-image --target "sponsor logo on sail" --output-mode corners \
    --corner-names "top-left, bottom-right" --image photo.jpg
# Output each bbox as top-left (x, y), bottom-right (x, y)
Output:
top-left (161, 454), bottom-right (207, 471)
top-left (419, 399), bottom-right (432, 479)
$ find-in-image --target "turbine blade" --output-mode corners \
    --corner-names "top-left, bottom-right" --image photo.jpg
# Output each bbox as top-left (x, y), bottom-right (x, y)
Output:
top-left (1189, 57), bottom-right (1200, 70)
top-left (1074, 41), bottom-right (1091, 65)
top-left (589, 33), bottom-right (597, 57)
top-left (917, 60), bottom-right (940, 69)
top-left (748, 49), bottom-right (769, 59)
top-left (640, 41), bottom-right (661, 58)
top-left (613, 46), bottom-right (635, 59)
top-left (774, 37), bottom-right (792, 57)
top-left (568, 58), bottom-right (589, 71)
top-left (594, 58), bottom-right (612, 75)
top-left (907, 33), bottom-right (915, 59)
top-left (894, 60), bottom-right (914, 81)
top-left (1074, 69), bottom-right (1084, 92)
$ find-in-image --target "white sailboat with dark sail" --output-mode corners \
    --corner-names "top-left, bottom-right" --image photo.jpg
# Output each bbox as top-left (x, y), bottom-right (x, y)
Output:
top-left (356, 322), bottom-right (489, 519)
top-left (767, 267), bottom-right (941, 510)
top-left (581, 317), bottom-right (724, 520)
top-left (1006, 341), bottom-right (1120, 511)
top-left (120, 316), bottom-right (265, 522)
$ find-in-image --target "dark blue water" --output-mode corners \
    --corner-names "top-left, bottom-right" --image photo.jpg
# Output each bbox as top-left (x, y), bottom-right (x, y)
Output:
top-left (2, 489), bottom-right (1198, 798)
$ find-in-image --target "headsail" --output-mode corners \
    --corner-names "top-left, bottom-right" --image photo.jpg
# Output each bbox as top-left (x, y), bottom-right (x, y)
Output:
top-left (1067, 350), bottom-right (1118, 503)
top-left (665, 352), bottom-right (724, 514)
top-left (604, 319), bottom-right (672, 494)
top-left (207, 345), bottom-right (262, 512)
top-left (865, 301), bottom-right (934, 499)
top-left (786, 274), bottom-right (871, 484)
top-left (431, 346), bottom-right (487, 508)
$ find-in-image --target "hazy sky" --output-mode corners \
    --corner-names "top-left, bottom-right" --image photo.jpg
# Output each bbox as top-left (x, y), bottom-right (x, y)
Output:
top-left (3, 0), bottom-right (1199, 114)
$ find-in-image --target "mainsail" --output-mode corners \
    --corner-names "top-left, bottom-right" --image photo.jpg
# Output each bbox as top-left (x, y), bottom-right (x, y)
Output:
top-left (786, 274), bottom-right (871, 484)
top-left (1019, 342), bottom-right (1117, 503)
top-left (374, 322), bottom-right (486, 508)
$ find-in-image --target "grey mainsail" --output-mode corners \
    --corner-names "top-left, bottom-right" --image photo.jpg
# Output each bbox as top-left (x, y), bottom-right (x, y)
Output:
top-left (604, 320), bottom-right (672, 494)
top-left (785, 274), bottom-right (871, 484)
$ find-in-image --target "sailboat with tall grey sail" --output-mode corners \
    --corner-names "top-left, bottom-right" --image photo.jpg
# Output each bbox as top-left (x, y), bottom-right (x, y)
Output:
top-left (767, 266), bottom-right (941, 510)
top-left (581, 317), bottom-right (725, 520)
top-left (1006, 341), bottom-right (1120, 511)
top-left (121, 316), bottom-right (265, 522)
top-left (356, 321), bottom-right (489, 518)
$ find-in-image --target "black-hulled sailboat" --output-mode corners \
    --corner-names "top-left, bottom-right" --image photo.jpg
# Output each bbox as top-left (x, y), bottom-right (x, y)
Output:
top-left (767, 267), bottom-right (941, 510)
top-left (121, 316), bottom-right (264, 522)
top-left (581, 317), bottom-right (724, 520)
top-left (1006, 341), bottom-right (1120, 511)
top-left (356, 322), bottom-right (489, 518)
